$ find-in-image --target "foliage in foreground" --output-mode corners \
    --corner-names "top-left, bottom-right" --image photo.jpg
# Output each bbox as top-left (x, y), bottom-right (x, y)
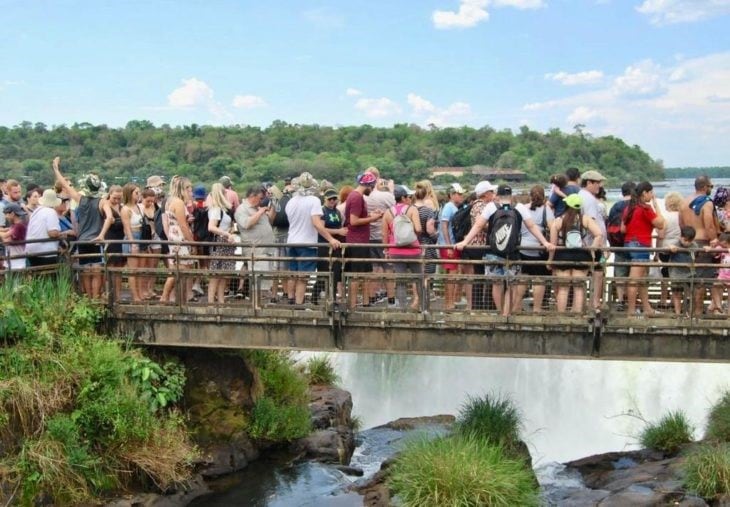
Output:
top-left (683, 443), bottom-right (730, 500)
top-left (0, 274), bottom-right (196, 505)
top-left (304, 355), bottom-right (340, 386)
top-left (455, 394), bottom-right (522, 451)
top-left (243, 350), bottom-right (311, 442)
top-left (705, 392), bottom-right (730, 442)
top-left (388, 434), bottom-right (538, 507)
top-left (639, 410), bottom-right (694, 454)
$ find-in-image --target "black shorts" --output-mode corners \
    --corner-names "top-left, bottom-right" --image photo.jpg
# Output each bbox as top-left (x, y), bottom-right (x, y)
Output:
top-left (520, 252), bottom-right (550, 276)
top-left (554, 248), bottom-right (592, 271)
top-left (345, 245), bottom-right (372, 273)
top-left (77, 243), bottom-right (104, 266)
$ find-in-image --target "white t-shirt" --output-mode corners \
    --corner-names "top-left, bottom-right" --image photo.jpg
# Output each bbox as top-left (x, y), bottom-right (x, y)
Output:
top-left (521, 204), bottom-right (554, 256)
top-left (365, 189), bottom-right (395, 241)
top-left (285, 194), bottom-right (323, 244)
top-left (25, 206), bottom-right (60, 256)
top-left (480, 201), bottom-right (533, 224)
top-left (208, 206), bottom-right (232, 234)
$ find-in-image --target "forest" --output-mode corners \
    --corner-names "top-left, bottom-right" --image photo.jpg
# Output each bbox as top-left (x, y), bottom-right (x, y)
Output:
top-left (0, 121), bottom-right (664, 188)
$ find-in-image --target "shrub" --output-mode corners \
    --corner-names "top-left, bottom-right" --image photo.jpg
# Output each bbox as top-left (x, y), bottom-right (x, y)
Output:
top-left (248, 397), bottom-right (311, 441)
top-left (684, 443), bottom-right (730, 500)
top-left (639, 410), bottom-right (694, 453)
top-left (706, 392), bottom-right (730, 442)
top-left (455, 394), bottom-right (521, 450)
top-left (304, 355), bottom-right (340, 386)
top-left (388, 434), bottom-right (538, 507)
top-left (246, 350), bottom-right (309, 404)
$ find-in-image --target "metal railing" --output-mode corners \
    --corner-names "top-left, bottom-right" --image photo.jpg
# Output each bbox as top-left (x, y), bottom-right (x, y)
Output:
top-left (2, 238), bottom-right (727, 321)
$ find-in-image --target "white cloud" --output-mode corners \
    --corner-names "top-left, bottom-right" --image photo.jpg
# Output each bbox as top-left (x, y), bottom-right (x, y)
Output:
top-left (545, 70), bottom-right (604, 86)
top-left (432, 0), bottom-right (544, 29)
top-left (232, 95), bottom-right (267, 109)
top-left (354, 97), bottom-right (402, 118)
top-left (346, 88), bottom-right (363, 97)
top-left (407, 93), bottom-right (437, 113)
top-left (567, 106), bottom-right (601, 124)
top-left (433, 0), bottom-right (489, 29)
top-left (520, 52), bottom-right (730, 165)
top-left (167, 77), bottom-right (230, 119)
top-left (636, 0), bottom-right (730, 25)
top-left (613, 59), bottom-right (664, 96)
top-left (407, 93), bottom-right (472, 126)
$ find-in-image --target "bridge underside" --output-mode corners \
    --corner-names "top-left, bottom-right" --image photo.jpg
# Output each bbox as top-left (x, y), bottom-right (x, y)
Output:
top-left (109, 305), bottom-right (730, 363)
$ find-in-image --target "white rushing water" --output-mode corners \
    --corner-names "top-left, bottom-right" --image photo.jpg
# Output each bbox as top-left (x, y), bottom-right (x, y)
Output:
top-left (331, 353), bottom-right (730, 464)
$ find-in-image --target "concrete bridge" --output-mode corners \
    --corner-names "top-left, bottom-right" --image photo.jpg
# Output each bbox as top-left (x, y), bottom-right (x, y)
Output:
top-left (97, 242), bottom-right (730, 363)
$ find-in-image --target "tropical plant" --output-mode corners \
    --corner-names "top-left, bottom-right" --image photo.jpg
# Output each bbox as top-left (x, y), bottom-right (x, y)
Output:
top-left (304, 355), bottom-right (340, 386)
top-left (706, 391), bottom-right (730, 442)
top-left (388, 434), bottom-right (538, 507)
top-left (455, 394), bottom-right (522, 450)
top-left (639, 410), bottom-right (694, 453)
top-left (684, 443), bottom-right (730, 500)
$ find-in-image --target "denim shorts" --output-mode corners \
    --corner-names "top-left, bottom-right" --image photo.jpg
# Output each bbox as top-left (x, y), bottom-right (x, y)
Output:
top-left (288, 246), bottom-right (317, 272)
top-left (626, 240), bottom-right (651, 261)
top-left (483, 253), bottom-right (521, 277)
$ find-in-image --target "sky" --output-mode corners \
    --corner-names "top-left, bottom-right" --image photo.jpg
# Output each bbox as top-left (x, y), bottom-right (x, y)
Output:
top-left (1, 0), bottom-right (729, 167)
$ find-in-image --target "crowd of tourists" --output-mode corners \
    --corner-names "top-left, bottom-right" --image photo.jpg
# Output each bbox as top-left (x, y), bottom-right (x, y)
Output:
top-left (1, 157), bottom-right (729, 317)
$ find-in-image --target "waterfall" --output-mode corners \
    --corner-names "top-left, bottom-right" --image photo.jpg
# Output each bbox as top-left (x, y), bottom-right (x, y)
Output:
top-left (331, 353), bottom-right (730, 463)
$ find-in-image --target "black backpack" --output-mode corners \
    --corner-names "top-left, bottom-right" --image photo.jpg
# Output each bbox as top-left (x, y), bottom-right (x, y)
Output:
top-left (451, 203), bottom-right (473, 243)
top-left (272, 192), bottom-right (291, 228)
top-left (192, 205), bottom-right (215, 243)
top-left (488, 204), bottom-right (522, 259)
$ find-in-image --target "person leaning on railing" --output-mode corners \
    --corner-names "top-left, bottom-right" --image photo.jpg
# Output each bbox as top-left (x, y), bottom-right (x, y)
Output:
top-left (0, 203), bottom-right (28, 270)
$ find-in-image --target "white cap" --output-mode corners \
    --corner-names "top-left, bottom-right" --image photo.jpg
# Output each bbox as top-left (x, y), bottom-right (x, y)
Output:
top-left (474, 180), bottom-right (498, 197)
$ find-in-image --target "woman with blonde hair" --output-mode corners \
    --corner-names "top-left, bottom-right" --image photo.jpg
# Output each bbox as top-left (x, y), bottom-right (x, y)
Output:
top-left (120, 183), bottom-right (143, 302)
top-left (160, 176), bottom-right (195, 303)
top-left (656, 191), bottom-right (682, 308)
top-left (207, 183), bottom-right (237, 304)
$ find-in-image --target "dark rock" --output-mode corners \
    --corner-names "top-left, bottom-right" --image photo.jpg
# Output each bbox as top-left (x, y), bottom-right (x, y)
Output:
top-left (105, 474), bottom-right (210, 506)
top-left (335, 465), bottom-right (364, 476)
top-left (559, 489), bottom-right (611, 506)
top-left (293, 427), bottom-right (355, 465)
top-left (199, 435), bottom-right (261, 477)
top-left (309, 385), bottom-right (353, 430)
top-left (373, 414), bottom-right (455, 431)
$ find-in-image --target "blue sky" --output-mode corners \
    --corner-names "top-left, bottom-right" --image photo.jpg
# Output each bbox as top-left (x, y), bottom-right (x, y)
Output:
top-left (1, 0), bottom-right (729, 166)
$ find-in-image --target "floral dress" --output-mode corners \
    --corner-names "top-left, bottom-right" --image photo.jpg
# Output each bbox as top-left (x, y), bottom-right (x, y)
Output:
top-left (165, 201), bottom-right (193, 266)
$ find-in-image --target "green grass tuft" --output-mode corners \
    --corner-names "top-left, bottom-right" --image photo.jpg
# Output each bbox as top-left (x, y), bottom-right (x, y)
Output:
top-left (248, 397), bottom-right (311, 441)
top-left (706, 392), bottom-right (730, 442)
top-left (639, 410), bottom-right (694, 454)
top-left (455, 394), bottom-right (521, 450)
top-left (304, 355), bottom-right (340, 386)
top-left (388, 434), bottom-right (538, 507)
top-left (684, 443), bottom-right (730, 500)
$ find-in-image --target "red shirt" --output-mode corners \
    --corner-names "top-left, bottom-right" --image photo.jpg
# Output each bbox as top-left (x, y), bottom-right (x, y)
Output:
top-left (345, 190), bottom-right (370, 244)
top-left (623, 204), bottom-right (657, 246)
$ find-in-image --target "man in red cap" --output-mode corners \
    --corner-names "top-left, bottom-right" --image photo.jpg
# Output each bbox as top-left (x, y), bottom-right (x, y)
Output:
top-left (344, 171), bottom-right (383, 308)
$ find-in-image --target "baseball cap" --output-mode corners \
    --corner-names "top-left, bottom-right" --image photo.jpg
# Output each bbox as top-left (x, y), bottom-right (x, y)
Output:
top-left (323, 188), bottom-right (338, 200)
top-left (358, 172), bottom-right (377, 186)
top-left (193, 185), bottom-right (207, 200)
top-left (474, 181), bottom-right (497, 197)
top-left (581, 169), bottom-right (606, 182)
top-left (393, 185), bottom-right (411, 200)
top-left (219, 176), bottom-right (233, 188)
top-left (449, 183), bottom-right (465, 194)
top-left (496, 185), bottom-right (512, 196)
top-left (564, 194), bottom-right (583, 209)
top-left (3, 202), bottom-right (27, 216)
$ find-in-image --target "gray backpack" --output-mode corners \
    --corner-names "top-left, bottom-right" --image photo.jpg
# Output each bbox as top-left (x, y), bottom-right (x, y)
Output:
top-left (392, 205), bottom-right (417, 246)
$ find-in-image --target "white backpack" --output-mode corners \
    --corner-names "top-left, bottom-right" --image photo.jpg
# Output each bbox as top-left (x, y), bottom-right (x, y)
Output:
top-left (392, 205), bottom-right (417, 246)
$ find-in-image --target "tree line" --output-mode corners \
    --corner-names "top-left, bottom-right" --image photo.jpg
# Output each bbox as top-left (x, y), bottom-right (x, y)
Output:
top-left (0, 120), bottom-right (664, 188)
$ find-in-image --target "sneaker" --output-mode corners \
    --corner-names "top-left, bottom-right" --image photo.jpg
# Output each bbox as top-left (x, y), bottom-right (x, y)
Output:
top-left (192, 284), bottom-right (205, 296)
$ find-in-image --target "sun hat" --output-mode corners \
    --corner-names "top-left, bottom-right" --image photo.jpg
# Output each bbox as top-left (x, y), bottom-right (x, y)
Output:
top-left (449, 183), bottom-right (465, 195)
top-left (581, 169), bottom-right (606, 182)
top-left (39, 189), bottom-right (62, 208)
top-left (496, 184), bottom-right (512, 196)
top-left (83, 173), bottom-right (103, 197)
top-left (474, 181), bottom-right (498, 197)
top-left (3, 202), bottom-right (27, 217)
top-left (358, 172), bottom-right (377, 186)
top-left (146, 175), bottom-right (164, 188)
top-left (193, 185), bottom-right (207, 200)
top-left (564, 193), bottom-right (583, 210)
top-left (219, 176), bottom-right (233, 188)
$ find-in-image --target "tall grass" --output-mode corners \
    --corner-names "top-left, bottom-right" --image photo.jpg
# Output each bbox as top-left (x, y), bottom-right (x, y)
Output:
top-left (455, 394), bottom-right (521, 450)
top-left (388, 434), bottom-right (538, 507)
top-left (684, 443), bottom-right (730, 500)
top-left (304, 355), bottom-right (340, 386)
top-left (243, 351), bottom-right (311, 442)
top-left (706, 392), bottom-right (730, 442)
top-left (639, 410), bottom-right (694, 454)
top-left (0, 273), bottom-right (196, 504)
